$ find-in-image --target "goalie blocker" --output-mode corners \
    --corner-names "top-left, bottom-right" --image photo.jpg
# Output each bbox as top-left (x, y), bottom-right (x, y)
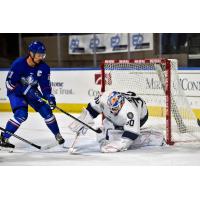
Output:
top-left (69, 91), bottom-right (164, 153)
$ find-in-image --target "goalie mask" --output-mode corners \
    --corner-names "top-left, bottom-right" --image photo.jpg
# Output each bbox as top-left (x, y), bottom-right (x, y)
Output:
top-left (107, 91), bottom-right (125, 115)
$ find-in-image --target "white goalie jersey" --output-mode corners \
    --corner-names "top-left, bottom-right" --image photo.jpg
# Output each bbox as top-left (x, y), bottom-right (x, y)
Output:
top-left (90, 91), bottom-right (148, 136)
top-left (69, 91), bottom-right (164, 153)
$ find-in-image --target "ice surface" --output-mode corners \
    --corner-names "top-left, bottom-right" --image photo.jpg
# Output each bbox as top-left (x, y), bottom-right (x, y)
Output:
top-left (1, 112), bottom-right (200, 166)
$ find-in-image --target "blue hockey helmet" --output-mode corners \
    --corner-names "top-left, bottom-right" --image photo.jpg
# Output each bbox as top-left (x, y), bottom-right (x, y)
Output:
top-left (107, 91), bottom-right (125, 114)
top-left (28, 41), bottom-right (46, 54)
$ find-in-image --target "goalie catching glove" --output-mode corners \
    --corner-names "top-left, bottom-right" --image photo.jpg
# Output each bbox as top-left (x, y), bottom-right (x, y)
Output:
top-left (68, 108), bottom-right (95, 134)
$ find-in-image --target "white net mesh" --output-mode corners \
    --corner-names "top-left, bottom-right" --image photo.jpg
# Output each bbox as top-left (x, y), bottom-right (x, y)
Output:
top-left (101, 59), bottom-right (200, 143)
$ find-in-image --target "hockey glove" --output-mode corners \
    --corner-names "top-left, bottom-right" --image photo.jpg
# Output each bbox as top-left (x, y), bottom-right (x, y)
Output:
top-left (46, 94), bottom-right (56, 110)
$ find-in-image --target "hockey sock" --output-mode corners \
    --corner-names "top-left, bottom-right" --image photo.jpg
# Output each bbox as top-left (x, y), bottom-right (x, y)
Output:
top-left (3, 108), bottom-right (27, 139)
top-left (38, 104), bottom-right (60, 136)
top-left (45, 115), bottom-right (60, 136)
top-left (3, 118), bottom-right (21, 139)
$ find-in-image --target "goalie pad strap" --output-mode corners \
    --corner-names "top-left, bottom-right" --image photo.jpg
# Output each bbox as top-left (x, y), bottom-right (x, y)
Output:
top-left (140, 111), bottom-right (149, 127)
top-left (122, 131), bottom-right (139, 141)
top-left (86, 103), bottom-right (100, 118)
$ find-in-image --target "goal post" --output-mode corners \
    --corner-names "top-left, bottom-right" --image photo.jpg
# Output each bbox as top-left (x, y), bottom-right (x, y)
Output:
top-left (100, 59), bottom-right (200, 144)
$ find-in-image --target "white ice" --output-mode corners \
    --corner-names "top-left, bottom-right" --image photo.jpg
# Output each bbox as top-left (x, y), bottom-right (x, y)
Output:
top-left (1, 112), bottom-right (200, 166)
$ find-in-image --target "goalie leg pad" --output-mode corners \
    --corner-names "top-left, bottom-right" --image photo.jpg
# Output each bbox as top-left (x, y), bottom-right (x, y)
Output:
top-left (130, 129), bottom-right (164, 148)
top-left (68, 108), bottom-right (94, 134)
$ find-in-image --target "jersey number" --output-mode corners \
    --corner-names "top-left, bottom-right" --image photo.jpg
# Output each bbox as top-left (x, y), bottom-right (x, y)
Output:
top-left (128, 96), bottom-right (145, 108)
top-left (94, 95), bottom-right (100, 104)
top-left (126, 120), bottom-right (134, 126)
top-left (8, 71), bottom-right (14, 79)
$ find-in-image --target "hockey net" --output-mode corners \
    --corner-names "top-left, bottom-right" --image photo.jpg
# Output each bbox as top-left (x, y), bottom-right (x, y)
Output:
top-left (100, 59), bottom-right (200, 144)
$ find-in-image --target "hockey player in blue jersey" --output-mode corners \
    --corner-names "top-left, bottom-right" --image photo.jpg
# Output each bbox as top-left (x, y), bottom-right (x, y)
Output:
top-left (0, 41), bottom-right (65, 148)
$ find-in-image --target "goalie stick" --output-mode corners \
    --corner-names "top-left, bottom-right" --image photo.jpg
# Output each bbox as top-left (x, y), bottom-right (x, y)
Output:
top-left (68, 132), bottom-right (81, 154)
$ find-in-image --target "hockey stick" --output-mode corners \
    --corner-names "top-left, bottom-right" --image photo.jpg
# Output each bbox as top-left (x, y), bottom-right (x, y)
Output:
top-left (41, 97), bottom-right (102, 134)
top-left (0, 127), bottom-right (61, 151)
top-left (41, 141), bottom-right (59, 150)
top-left (40, 98), bottom-right (102, 134)
top-left (0, 126), bottom-right (41, 149)
top-left (41, 98), bottom-right (102, 133)
top-left (55, 106), bottom-right (101, 133)
top-left (55, 106), bottom-right (102, 133)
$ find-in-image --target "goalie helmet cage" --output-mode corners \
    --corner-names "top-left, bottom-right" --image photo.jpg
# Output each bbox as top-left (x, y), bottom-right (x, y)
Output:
top-left (100, 59), bottom-right (200, 145)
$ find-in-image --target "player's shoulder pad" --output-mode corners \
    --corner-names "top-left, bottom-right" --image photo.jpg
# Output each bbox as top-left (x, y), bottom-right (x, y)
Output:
top-left (38, 61), bottom-right (50, 72)
top-left (10, 56), bottom-right (26, 69)
top-left (39, 61), bottom-right (50, 68)
top-left (122, 99), bottom-right (135, 115)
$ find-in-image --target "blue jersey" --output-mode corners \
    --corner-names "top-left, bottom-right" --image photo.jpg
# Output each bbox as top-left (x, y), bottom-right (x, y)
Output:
top-left (6, 56), bottom-right (52, 98)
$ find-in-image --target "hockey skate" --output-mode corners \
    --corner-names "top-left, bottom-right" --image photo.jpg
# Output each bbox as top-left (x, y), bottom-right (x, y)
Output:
top-left (55, 133), bottom-right (65, 145)
top-left (0, 132), bottom-right (15, 148)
